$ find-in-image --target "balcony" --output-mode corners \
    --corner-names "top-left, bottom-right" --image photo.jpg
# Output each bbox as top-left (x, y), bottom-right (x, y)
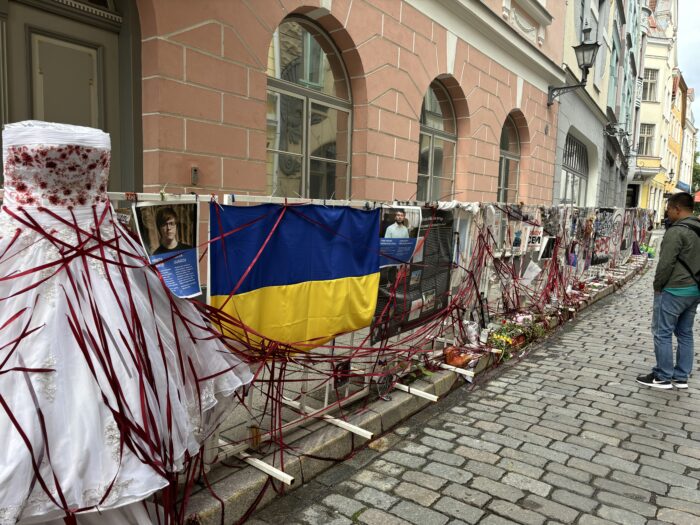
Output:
top-left (633, 156), bottom-right (662, 182)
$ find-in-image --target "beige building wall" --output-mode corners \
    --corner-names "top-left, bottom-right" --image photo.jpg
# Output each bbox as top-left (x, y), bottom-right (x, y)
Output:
top-left (667, 77), bottom-right (683, 191)
top-left (637, 38), bottom-right (674, 217)
top-left (562, 1), bottom-right (610, 115)
top-left (680, 109), bottom-right (697, 193)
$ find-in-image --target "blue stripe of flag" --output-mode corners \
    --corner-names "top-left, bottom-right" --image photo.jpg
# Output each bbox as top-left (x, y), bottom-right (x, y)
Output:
top-left (210, 204), bottom-right (380, 296)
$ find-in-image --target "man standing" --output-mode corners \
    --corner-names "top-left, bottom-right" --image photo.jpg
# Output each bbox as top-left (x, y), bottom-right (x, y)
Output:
top-left (385, 209), bottom-right (409, 238)
top-left (637, 193), bottom-right (700, 389)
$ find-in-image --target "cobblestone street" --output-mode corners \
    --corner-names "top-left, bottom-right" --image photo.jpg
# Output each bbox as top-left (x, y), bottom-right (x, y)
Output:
top-left (249, 263), bottom-right (700, 525)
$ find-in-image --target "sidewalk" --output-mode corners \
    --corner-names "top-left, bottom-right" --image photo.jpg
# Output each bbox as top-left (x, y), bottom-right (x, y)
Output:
top-left (248, 264), bottom-right (700, 525)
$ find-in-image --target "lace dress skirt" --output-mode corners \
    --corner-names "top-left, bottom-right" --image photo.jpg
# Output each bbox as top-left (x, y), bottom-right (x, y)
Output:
top-left (0, 121), bottom-right (253, 524)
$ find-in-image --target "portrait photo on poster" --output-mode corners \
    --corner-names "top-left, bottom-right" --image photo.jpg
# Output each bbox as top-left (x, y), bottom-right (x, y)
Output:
top-left (379, 205), bottom-right (422, 267)
top-left (133, 201), bottom-right (202, 298)
top-left (381, 206), bottom-right (420, 239)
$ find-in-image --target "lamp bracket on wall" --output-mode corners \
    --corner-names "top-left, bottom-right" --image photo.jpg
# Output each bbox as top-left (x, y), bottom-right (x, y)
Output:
top-left (603, 123), bottom-right (630, 138)
top-left (548, 82), bottom-right (587, 106)
top-left (547, 26), bottom-right (600, 106)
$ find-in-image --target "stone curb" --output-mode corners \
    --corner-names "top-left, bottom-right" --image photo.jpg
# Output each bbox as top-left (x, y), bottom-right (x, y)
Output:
top-left (187, 259), bottom-right (649, 524)
top-left (186, 370), bottom-right (460, 524)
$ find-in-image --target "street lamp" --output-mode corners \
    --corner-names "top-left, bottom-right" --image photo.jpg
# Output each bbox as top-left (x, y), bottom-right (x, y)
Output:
top-left (666, 168), bottom-right (675, 182)
top-left (548, 26), bottom-right (601, 106)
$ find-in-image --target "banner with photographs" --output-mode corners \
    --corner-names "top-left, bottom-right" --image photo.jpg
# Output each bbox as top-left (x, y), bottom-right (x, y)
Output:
top-left (591, 207), bottom-right (621, 266)
top-left (133, 201), bottom-right (201, 298)
top-left (372, 206), bottom-right (454, 342)
top-left (619, 208), bottom-right (636, 264)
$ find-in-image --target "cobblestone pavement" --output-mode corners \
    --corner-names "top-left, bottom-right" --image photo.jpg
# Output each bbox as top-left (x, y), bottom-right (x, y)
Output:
top-left (250, 265), bottom-right (700, 525)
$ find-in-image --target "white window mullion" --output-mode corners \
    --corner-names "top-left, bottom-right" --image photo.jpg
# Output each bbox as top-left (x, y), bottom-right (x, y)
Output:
top-left (302, 98), bottom-right (309, 198)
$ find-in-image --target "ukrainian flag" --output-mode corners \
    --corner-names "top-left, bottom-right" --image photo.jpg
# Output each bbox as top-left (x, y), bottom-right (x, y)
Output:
top-left (210, 204), bottom-right (380, 350)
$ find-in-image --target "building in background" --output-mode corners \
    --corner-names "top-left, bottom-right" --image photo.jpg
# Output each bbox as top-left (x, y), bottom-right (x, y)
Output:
top-left (635, 0), bottom-right (678, 223)
top-left (624, 0), bottom-right (652, 208)
top-left (678, 88), bottom-right (696, 195)
top-left (2, 0), bottom-right (691, 214)
top-left (552, 0), bottom-right (647, 209)
top-left (0, 0), bottom-right (571, 205)
top-left (665, 69), bottom-right (687, 195)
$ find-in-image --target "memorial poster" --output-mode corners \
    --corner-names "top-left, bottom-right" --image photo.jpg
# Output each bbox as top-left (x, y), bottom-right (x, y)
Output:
top-left (372, 206), bottom-right (454, 342)
top-left (133, 201), bottom-right (201, 298)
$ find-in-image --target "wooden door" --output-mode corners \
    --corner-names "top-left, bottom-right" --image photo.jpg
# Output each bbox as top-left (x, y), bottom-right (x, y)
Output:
top-left (1, 0), bottom-right (139, 190)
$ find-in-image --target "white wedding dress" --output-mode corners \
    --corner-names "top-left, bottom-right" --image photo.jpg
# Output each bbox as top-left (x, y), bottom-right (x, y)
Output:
top-left (0, 121), bottom-right (253, 524)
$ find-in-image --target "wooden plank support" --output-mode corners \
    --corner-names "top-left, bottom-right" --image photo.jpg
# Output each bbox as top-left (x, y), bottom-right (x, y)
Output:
top-left (438, 362), bottom-right (475, 379)
top-left (237, 451), bottom-right (295, 485)
top-left (281, 397), bottom-right (373, 440)
top-left (393, 382), bottom-right (439, 402)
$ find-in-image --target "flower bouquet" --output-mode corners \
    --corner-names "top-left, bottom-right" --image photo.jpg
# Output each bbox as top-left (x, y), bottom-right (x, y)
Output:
top-left (488, 321), bottom-right (527, 354)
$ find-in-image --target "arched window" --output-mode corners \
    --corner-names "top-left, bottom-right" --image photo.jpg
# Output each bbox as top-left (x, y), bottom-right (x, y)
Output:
top-left (417, 81), bottom-right (456, 201)
top-left (561, 133), bottom-right (588, 205)
top-left (498, 116), bottom-right (520, 202)
top-left (266, 18), bottom-right (351, 199)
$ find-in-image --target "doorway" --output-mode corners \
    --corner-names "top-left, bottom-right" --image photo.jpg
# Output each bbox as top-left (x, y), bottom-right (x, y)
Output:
top-left (1, 0), bottom-right (141, 190)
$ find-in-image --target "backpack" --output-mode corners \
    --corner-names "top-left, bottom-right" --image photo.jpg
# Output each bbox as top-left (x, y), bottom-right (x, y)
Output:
top-left (670, 221), bottom-right (700, 291)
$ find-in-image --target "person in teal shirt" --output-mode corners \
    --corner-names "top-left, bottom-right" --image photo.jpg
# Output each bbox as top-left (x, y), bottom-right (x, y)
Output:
top-left (637, 192), bottom-right (700, 390)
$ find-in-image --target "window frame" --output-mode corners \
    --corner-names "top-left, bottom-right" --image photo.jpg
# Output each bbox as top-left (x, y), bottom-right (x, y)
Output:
top-left (266, 17), bottom-right (352, 199)
top-left (560, 133), bottom-right (588, 206)
top-left (560, 170), bottom-right (587, 206)
top-left (638, 123), bottom-right (655, 156)
top-left (417, 81), bottom-right (457, 202)
top-left (607, 40), bottom-right (618, 109)
top-left (642, 69), bottom-right (658, 102)
top-left (578, 0), bottom-right (586, 41)
top-left (497, 115), bottom-right (520, 203)
top-left (600, 179), bottom-right (609, 207)
top-left (299, 31), bottom-right (325, 90)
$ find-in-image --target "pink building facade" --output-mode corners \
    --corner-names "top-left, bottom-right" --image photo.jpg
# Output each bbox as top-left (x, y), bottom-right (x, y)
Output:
top-left (0, 1), bottom-right (567, 204)
top-left (134, 0), bottom-right (567, 205)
